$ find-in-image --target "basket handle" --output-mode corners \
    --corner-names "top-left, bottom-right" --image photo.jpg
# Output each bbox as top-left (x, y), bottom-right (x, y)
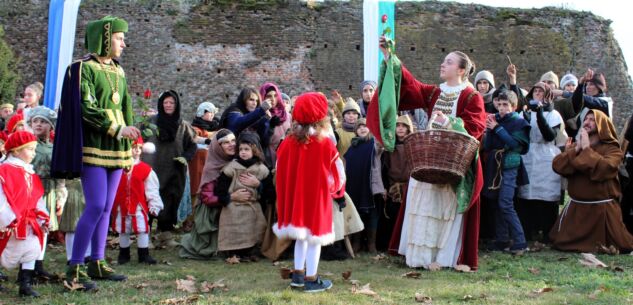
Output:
top-left (426, 113), bottom-right (438, 130)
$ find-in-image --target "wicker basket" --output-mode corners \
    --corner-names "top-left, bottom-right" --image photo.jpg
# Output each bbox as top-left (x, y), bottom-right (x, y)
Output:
top-left (403, 128), bottom-right (479, 185)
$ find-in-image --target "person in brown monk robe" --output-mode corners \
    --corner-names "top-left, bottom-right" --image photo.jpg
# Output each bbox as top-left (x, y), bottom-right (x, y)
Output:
top-left (549, 109), bottom-right (633, 252)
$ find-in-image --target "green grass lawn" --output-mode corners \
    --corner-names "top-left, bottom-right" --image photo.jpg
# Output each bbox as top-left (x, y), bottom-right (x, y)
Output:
top-left (2, 241), bottom-right (633, 305)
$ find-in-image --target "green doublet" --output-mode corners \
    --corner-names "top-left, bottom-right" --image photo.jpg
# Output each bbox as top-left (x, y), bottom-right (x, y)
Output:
top-left (80, 58), bottom-right (133, 168)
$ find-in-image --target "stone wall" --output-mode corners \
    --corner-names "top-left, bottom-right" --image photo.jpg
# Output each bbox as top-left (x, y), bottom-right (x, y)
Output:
top-left (1, 0), bottom-right (631, 129)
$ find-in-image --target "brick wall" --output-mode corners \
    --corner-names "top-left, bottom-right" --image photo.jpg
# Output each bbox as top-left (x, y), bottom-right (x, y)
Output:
top-left (1, 0), bottom-right (631, 129)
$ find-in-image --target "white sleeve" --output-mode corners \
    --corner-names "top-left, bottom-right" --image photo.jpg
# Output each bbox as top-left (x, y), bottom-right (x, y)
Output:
top-left (145, 170), bottom-right (164, 211)
top-left (0, 185), bottom-right (16, 229)
top-left (334, 158), bottom-right (346, 189)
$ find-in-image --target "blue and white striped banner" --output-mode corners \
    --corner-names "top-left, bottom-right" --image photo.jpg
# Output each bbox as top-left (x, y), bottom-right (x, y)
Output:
top-left (43, 0), bottom-right (81, 110)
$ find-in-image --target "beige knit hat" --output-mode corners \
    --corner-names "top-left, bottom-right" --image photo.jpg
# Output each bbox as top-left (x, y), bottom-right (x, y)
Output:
top-left (342, 98), bottom-right (361, 116)
top-left (540, 71), bottom-right (559, 89)
top-left (396, 114), bottom-right (414, 132)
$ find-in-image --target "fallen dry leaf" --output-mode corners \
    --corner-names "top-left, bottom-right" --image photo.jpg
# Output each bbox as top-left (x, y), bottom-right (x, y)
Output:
top-left (176, 278), bottom-right (198, 293)
top-left (428, 262), bottom-right (441, 271)
top-left (63, 279), bottom-right (86, 291)
top-left (159, 295), bottom-right (200, 305)
top-left (528, 267), bottom-right (540, 275)
top-left (200, 279), bottom-right (227, 293)
top-left (454, 264), bottom-right (472, 273)
top-left (225, 255), bottom-right (241, 265)
top-left (579, 253), bottom-right (607, 268)
top-left (162, 260), bottom-right (173, 266)
top-left (135, 283), bottom-right (149, 289)
top-left (279, 267), bottom-right (291, 280)
top-left (272, 261), bottom-right (281, 266)
top-left (402, 271), bottom-right (421, 279)
top-left (342, 270), bottom-right (352, 280)
top-left (463, 294), bottom-right (474, 300)
top-left (415, 292), bottom-right (432, 303)
top-left (350, 279), bottom-right (361, 286)
top-left (322, 271), bottom-right (334, 277)
top-left (371, 254), bottom-right (387, 261)
top-left (351, 283), bottom-right (379, 298)
top-left (529, 287), bottom-right (554, 297)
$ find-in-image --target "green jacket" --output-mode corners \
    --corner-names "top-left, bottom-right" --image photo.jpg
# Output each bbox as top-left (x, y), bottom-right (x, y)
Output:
top-left (80, 58), bottom-right (133, 168)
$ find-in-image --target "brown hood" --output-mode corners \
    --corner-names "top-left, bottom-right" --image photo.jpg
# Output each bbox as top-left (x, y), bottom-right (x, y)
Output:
top-left (526, 82), bottom-right (553, 103)
top-left (588, 109), bottom-right (618, 146)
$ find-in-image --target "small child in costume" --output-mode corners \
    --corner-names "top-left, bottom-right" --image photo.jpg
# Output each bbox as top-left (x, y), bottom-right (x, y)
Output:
top-left (112, 137), bottom-right (163, 265)
top-left (335, 99), bottom-right (362, 158)
top-left (384, 115), bottom-right (414, 254)
top-left (274, 92), bottom-right (346, 292)
top-left (482, 90), bottom-right (531, 254)
top-left (344, 118), bottom-right (385, 253)
top-left (215, 131), bottom-right (274, 257)
top-left (0, 131), bottom-right (49, 297)
top-left (27, 106), bottom-right (65, 281)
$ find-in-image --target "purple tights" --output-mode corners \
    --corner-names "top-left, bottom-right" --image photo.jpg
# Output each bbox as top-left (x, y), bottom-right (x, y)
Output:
top-left (69, 166), bottom-right (122, 265)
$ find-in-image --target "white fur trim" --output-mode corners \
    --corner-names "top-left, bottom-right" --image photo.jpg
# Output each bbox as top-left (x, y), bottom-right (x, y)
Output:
top-left (142, 142), bottom-right (156, 154)
top-left (272, 223), bottom-right (335, 246)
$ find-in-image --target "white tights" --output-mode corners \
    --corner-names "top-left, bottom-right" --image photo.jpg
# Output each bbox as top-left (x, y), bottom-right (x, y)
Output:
top-left (293, 239), bottom-right (322, 277)
top-left (119, 233), bottom-right (150, 248)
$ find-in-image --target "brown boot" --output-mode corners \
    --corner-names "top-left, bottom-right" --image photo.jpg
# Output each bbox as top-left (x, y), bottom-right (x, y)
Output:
top-left (367, 230), bottom-right (377, 254)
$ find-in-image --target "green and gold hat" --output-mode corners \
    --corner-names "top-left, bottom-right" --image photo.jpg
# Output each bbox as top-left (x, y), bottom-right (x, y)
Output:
top-left (85, 16), bottom-right (128, 57)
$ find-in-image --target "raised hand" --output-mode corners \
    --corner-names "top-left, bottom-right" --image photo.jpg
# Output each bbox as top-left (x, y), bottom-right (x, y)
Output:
top-left (506, 64), bottom-right (517, 85)
top-left (379, 36), bottom-right (390, 61)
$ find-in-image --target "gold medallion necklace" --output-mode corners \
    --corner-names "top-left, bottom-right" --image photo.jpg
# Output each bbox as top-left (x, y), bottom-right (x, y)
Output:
top-left (98, 59), bottom-right (120, 104)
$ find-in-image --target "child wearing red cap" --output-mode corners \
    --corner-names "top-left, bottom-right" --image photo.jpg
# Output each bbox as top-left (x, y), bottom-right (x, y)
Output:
top-left (111, 137), bottom-right (162, 265)
top-left (0, 131), bottom-right (49, 297)
top-left (274, 92), bottom-right (346, 292)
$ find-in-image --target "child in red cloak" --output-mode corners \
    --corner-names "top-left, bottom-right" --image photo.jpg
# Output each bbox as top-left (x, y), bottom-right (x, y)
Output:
top-left (273, 92), bottom-right (345, 293)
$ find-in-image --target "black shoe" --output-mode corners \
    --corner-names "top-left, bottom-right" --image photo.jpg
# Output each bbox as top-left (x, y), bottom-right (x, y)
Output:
top-left (506, 242), bottom-right (528, 256)
top-left (65, 264), bottom-right (97, 291)
top-left (137, 248), bottom-right (157, 265)
top-left (118, 247), bottom-right (131, 265)
top-left (486, 240), bottom-right (510, 252)
top-left (34, 260), bottom-right (56, 283)
top-left (18, 270), bottom-right (40, 298)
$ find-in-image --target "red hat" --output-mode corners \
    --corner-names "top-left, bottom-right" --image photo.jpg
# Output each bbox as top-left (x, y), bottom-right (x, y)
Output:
top-left (133, 136), bottom-right (144, 146)
top-left (5, 130), bottom-right (37, 152)
top-left (5, 113), bottom-right (24, 134)
top-left (292, 92), bottom-right (328, 124)
top-left (132, 136), bottom-right (156, 154)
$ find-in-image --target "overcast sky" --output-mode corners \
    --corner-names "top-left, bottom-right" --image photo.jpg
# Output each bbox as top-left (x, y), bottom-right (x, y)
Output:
top-left (439, 0), bottom-right (632, 77)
